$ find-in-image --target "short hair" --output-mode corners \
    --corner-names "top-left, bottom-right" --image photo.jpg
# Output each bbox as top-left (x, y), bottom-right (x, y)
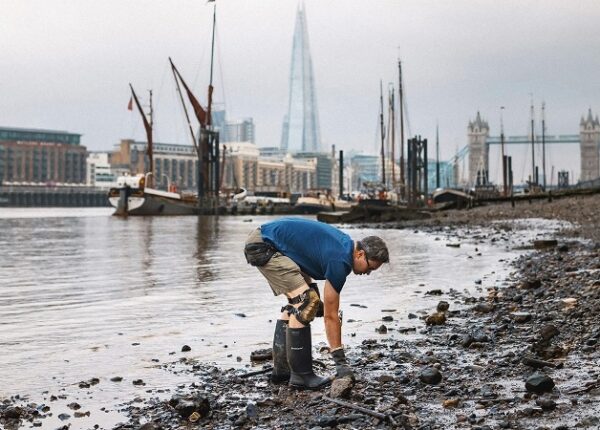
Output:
top-left (357, 236), bottom-right (389, 264)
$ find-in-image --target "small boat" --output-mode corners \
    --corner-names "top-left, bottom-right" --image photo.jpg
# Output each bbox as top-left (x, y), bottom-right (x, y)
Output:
top-left (431, 188), bottom-right (473, 209)
top-left (294, 194), bottom-right (335, 214)
top-left (108, 173), bottom-right (200, 216)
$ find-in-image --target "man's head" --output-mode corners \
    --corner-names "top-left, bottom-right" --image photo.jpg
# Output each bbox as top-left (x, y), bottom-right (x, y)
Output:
top-left (352, 236), bottom-right (389, 276)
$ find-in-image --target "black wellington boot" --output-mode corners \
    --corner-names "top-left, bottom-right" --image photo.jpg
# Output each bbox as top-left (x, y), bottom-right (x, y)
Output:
top-left (270, 319), bottom-right (290, 384)
top-left (286, 325), bottom-right (331, 390)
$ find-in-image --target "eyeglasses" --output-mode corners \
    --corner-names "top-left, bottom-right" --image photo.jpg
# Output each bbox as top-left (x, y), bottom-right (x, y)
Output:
top-left (364, 253), bottom-right (374, 274)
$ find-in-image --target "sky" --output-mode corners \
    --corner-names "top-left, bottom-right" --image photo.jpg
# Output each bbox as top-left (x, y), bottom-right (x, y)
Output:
top-left (2, 0), bottom-right (600, 182)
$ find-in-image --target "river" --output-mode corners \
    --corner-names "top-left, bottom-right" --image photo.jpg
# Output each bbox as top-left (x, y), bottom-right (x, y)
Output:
top-left (0, 208), bottom-right (550, 429)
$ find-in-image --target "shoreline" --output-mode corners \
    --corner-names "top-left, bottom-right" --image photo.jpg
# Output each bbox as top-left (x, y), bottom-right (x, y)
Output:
top-left (1, 194), bottom-right (598, 429)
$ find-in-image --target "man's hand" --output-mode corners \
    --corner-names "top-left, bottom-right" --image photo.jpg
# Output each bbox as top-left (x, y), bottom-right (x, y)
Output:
top-left (331, 348), bottom-right (354, 380)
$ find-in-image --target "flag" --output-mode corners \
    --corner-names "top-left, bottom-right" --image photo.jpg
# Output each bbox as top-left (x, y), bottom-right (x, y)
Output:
top-left (127, 96), bottom-right (133, 111)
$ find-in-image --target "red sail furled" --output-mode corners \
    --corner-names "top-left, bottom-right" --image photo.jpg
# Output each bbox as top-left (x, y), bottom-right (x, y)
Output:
top-left (129, 84), bottom-right (153, 176)
top-left (169, 59), bottom-right (208, 129)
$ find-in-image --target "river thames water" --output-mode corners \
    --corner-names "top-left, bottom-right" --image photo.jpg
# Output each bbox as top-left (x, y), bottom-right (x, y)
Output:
top-left (0, 208), bottom-right (558, 428)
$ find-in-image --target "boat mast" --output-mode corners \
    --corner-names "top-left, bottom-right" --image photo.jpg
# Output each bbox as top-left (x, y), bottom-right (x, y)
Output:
top-left (129, 84), bottom-right (154, 186)
top-left (530, 97), bottom-right (536, 186)
top-left (500, 106), bottom-right (506, 196)
top-left (169, 58), bottom-right (199, 154)
top-left (207, 3), bottom-right (216, 128)
top-left (148, 90), bottom-right (154, 182)
top-left (379, 80), bottom-right (386, 186)
top-left (398, 60), bottom-right (405, 199)
top-left (389, 86), bottom-right (396, 188)
top-left (541, 101), bottom-right (546, 189)
top-left (436, 122), bottom-right (440, 189)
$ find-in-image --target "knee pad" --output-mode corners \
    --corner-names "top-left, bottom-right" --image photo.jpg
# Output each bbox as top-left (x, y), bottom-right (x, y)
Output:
top-left (284, 288), bottom-right (321, 325)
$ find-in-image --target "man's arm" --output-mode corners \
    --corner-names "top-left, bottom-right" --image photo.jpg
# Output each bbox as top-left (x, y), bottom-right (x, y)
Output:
top-left (323, 280), bottom-right (354, 379)
top-left (323, 280), bottom-right (342, 349)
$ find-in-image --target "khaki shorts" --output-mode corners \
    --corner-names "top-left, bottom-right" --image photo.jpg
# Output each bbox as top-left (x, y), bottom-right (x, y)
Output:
top-left (246, 227), bottom-right (309, 296)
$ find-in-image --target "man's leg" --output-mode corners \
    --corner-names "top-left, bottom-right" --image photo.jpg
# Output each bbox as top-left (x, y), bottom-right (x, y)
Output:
top-left (284, 284), bottom-right (330, 389)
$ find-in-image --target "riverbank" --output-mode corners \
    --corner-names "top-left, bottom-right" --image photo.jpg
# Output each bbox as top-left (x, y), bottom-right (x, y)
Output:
top-left (1, 195), bottom-right (598, 429)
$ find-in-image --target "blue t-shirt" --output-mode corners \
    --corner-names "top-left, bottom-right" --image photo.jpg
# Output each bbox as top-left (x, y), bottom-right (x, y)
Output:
top-left (260, 218), bottom-right (354, 293)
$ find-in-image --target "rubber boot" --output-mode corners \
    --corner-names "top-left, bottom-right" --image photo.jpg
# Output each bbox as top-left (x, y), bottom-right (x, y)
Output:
top-left (270, 319), bottom-right (290, 384)
top-left (287, 325), bottom-right (331, 390)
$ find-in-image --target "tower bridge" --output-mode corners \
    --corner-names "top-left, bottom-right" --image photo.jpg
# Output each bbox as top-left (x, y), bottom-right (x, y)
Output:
top-left (467, 109), bottom-right (600, 185)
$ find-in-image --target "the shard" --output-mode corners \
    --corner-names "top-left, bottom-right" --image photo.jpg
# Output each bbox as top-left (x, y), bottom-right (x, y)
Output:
top-left (280, 4), bottom-right (321, 153)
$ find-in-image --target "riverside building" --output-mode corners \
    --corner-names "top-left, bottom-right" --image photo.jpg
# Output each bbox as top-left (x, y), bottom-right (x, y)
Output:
top-left (0, 127), bottom-right (86, 185)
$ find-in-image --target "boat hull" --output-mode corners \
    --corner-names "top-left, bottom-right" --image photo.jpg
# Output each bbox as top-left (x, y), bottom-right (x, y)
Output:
top-left (108, 188), bottom-right (199, 216)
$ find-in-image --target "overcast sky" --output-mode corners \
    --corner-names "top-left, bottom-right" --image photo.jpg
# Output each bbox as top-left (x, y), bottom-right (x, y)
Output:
top-left (2, 0), bottom-right (600, 181)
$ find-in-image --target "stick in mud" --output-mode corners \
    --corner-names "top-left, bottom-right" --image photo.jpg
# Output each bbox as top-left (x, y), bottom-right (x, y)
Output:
top-left (239, 366), bottom-right (273, 378)
top-left (323, 395), bottom-right (391, 422)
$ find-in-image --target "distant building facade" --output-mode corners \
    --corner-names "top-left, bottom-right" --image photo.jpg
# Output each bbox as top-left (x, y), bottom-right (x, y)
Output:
top-left (580, 109), bottom-right (600, 182)
top-left (110, 139), bottom-right (198, 190)
top-left (280, 4), bottom-right (321, 153)
top-left (111, 139), bottom-right (317, 194)
top-left (0, 127), bottom-right (86, 185)
top-left (212, 109), bottom-right (255, 144)
top-left (350, 154), bottom-right (379, 190)
top-left (86, 152), bottom-right (122, 188)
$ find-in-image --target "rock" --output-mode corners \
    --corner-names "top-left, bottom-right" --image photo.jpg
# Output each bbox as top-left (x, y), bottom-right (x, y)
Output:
top-left (536, 398), bottom-right (557, 411)
top-left (443, 399), bottom-right (460, 408)
top-left (408, 313), bottom-right (418, 319)
top-left (376, 374), bottom-right (394, 383)
top-left (382, 315), bottom-right (394, 322)
top-left (471, 330), bottom-right (490, 343)
top-left (425, 312), bottom-right (446, 325)
top-left (181, 345), bottom-right (191, 352)
top-left (2, 406), bottom-right (22, 419)
top-left (525, 372), bottom-right (555, 393)
top-left (426, 289), bottom-right (443, 296)
top-left (330, 377), bottom-right (353, 399)
top-left (533, 239), bottom-right (558, 250)
top-left (132, 379), bottom-right (145, 386)
top-left (437, 301), bottom-right (450, 312)
top-left (250, 348), bottom-right (272, 361)
top-left (376, 324), bottom-right (388, 334)
top-left (67, 402), bottom-right (81, 410)
top-left (110, 376), bottom-right (123, 382)
top-left (58, 413), bottom-right (71, 421)
top-left (511, 312), bottom-right (532, 323)
top-left (419, 367), bottom-right (442, 385)
top-left (473, 303), bottom-right (494, 313)
top-left (539, 324), bottom-right (559, 341)
top-left (521, 278), bottom-right (541, 289)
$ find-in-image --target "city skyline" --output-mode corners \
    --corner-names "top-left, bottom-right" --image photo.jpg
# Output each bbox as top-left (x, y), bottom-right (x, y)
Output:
top-left (2, 1), bottom-right (600, 179)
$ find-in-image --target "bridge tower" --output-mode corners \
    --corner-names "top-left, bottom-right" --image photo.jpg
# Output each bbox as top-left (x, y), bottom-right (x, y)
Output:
top-left (580, 109), bottom-right (600, 182)
top-left (468, 112), bottom-right (490, 186)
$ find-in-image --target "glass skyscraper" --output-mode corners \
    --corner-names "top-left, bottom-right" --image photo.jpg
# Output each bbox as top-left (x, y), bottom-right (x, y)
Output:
top-left (280, 4), bottom-right (321, 154)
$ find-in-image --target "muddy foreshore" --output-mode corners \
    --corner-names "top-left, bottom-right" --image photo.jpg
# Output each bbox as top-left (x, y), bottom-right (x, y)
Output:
top-left (1, 193), bottom-right (599, 430)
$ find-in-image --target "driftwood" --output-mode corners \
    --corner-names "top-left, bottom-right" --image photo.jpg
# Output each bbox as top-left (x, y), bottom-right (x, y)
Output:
top-left (239, 366), bottom-right (273, 378)
top-left (521, 356), bottom-right (556, 369)
top-left (323, 395), bottom-right (395, 423)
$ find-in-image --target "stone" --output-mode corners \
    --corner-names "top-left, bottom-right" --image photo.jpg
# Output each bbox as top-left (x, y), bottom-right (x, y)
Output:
top-left (426, 312), bottom-right (446, 325)
top-left (376, 324), bottom-right (388, 334)
top-left (539, 324), bottom-right (559, 341)
top-left (473, 303), bottom-right (494, 313)
top-left (525, 373), bottom-right (555, 393)
top-left (437, 301), bottom-right (450, 312)
top-left (535, 398), bottom-right (557, 411)
top-left (181, 345), bottom-right (191, 352)
top-left (511, 312), bottom-right (532, 323)
top-left (419, 367), bottom-right (442, 385)
top-left (330, 377), bottom-right (353, 399)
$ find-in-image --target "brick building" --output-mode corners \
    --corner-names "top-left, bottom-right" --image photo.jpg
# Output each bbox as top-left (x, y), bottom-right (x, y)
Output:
top-left (0, 127), bottom-right (86, 184)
